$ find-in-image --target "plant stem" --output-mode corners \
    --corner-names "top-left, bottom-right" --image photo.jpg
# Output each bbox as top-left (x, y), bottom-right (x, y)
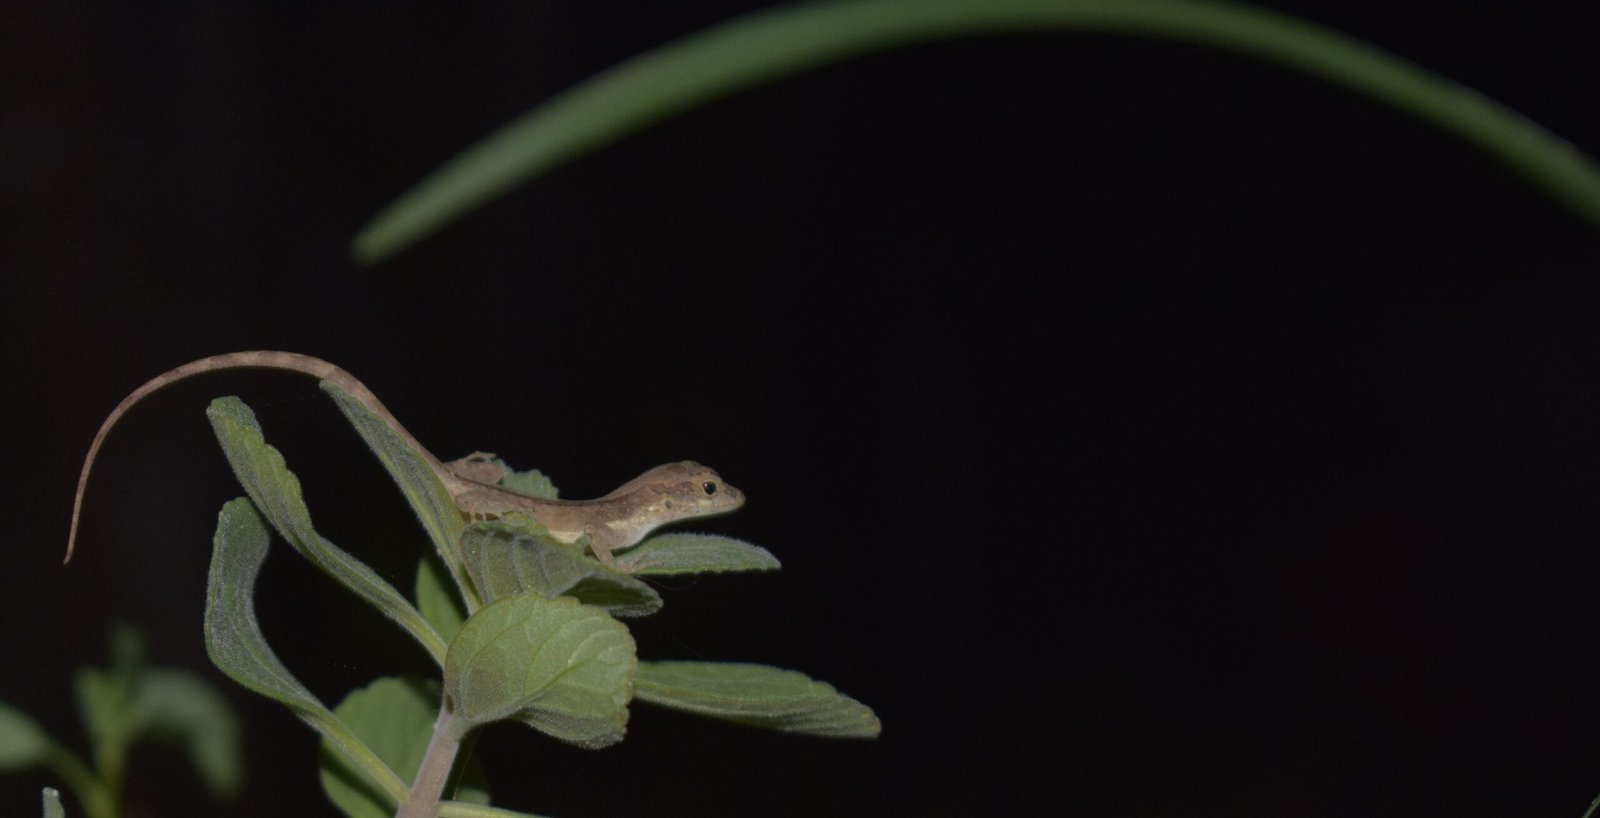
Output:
top-left (39, 742), bottom-right (116, 818)
top-left (395, 706), bottom-right (464, 818)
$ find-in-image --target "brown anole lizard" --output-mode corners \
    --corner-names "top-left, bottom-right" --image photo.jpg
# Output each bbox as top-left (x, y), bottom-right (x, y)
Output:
top-left (66, 351), bottom-right (744, 565)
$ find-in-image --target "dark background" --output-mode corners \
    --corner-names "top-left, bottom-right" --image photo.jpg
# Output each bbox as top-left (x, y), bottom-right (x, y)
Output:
top-left (3, 2), bottom-right (1598, 816)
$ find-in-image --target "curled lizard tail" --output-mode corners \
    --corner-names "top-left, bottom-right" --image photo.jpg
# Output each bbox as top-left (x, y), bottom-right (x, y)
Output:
top-left (65, 351), bottom-right (399, 563)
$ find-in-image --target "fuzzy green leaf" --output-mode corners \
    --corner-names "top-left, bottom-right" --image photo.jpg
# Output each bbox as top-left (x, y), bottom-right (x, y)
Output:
top-left (320, 678), bottom-right (488, 818)
top-left (494, 464), bottom-right (559, 500)
top-left (615, 533), bottom-right (780, 576)
top-left (136, 669), bottom-right (243, 799)
top-left (417, 557), bottom-right (467, 644)
top-left (205, 498), bottom-right (339, 724)
top-left (321, 383), bottom-right (476, 608)
top-left (41, 787), bottom-right (64, 818)
top-left (445, 593), bottom-right (636, 748)
top-left (0, 702), bottom-right (49, 771)
top-left (207, 396), bottom-right (446, 663)
top-left (206, 498), bottom-right (409, 803)
top-left (634, 662), bottom-right (879, 738)
top-left (462, 522), bottom-right (661, 617)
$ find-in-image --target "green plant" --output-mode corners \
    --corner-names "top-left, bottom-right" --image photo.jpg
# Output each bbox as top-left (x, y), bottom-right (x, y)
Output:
top-left (201, 384), bottom-right (878, 818)
top-left (0, 625), bottom-right (240, 818)
top-left (34, 2), bottom-right (1600, 816)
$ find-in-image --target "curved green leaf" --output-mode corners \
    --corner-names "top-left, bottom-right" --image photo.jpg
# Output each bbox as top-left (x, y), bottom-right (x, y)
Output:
top-left (462, 522), bottom-right (662, 617)
top-left (320, 677), bottom-right (488, 818)
top-left (205, 498), bottom-right (409, 804)
top-left (135, 669), bottom-right (243, 799)
top-left (207, 396), bottom-right (447, 663)
top-left (321, 383), bottom-right (478, 610)
top-left (0, 702), bottom-right (49, 771)
top-left (445, 593), bottom-right (636, 748)
top-left (353, 0), bottom-right (1600, 261)
top-left (615, 533), bottom-right (779, 576)
top-left (634, 661), bottom-right (879, 738)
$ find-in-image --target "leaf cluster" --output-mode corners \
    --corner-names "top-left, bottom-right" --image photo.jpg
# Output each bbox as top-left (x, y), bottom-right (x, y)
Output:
top-left (202, 386), bottom-right (878, 817)
top-left (0, 626), bottom-right (240, 818)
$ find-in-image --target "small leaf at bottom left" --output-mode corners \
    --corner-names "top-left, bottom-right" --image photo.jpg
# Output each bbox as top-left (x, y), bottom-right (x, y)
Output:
top-left (41, 787), bottom-right (64, 818)
top-left (0, 702), bottom-right (49, 771)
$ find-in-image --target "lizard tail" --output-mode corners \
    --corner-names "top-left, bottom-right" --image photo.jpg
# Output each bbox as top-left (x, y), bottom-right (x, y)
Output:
top-left (65, 351), bottom-right (362, 564)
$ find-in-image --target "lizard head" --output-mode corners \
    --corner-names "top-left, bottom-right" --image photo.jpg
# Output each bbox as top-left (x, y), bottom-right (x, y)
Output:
top-left (620, 460), bottom-right (745, 521)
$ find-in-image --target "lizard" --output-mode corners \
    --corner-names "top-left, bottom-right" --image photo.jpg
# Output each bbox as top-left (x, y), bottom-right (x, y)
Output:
top-left (66, 351), bottom-right (744, 566)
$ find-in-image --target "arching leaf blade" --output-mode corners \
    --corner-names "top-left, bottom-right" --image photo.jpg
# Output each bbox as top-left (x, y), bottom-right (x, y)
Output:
top-left (353, 0), bottom-right (1600, 262)
top-left (205, 498), bottom-right (409, 803)
top-left (321, 382), bottom-right (476, 610)
top-left (206, 397), bottom-right (446, 663)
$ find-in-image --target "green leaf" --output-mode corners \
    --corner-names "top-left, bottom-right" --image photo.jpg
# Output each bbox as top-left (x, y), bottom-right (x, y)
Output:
top-left (71, 668), bottom-right (127, 755)
top-left (445, 593), bottom-right (636, 748)
top-left (615, 533), bottom-right (780, 576)
top-left (41, 787), bottom-right (64, 818)
top-left (106, 624), bottom-right (147, 685)
top-left (462, 522), bottom-right (661, 617)
top-left (417, 557), bottom-right (467, 643)
top-left (634, 661), bottom-right (880, 738)
top-left (135, 669), bottom-right (243, 799)
top-left (320, 678), bottom-right (489, 818)
top-left (206, 498), bottom-right (410, 804)
top-left (352, 0), bottom-right (1600, 264)
top-left (321, 382), bottom-right (476, 610)
top-left (206, 396), bottom-right (447, 663)
top-left (0, 701), bottom-right (49, 771)
top-left (494, 464), bottom-right (559, 500)
top-left (73, 625), bottom-right (153, 781)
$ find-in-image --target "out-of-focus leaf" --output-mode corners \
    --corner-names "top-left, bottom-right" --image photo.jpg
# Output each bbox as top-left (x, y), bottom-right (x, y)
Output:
top-left (136, 669), bottom-right (242, 798)
top-left (70, 669), bottom-right (126, 756)
top-left (41, 787), bottom-right (64, 818)
top-left (0, 702), bottom-right (49, 771)
top-left (351, 0), bottom-right (1600, 263)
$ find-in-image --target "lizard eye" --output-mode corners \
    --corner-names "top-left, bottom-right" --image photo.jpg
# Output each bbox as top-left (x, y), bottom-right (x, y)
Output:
top-left (702, 481), bottom-right (718, 495)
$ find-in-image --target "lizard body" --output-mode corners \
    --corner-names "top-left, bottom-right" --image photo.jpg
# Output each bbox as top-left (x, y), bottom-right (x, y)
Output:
top-left (66, 351), bottom-right (743, 564)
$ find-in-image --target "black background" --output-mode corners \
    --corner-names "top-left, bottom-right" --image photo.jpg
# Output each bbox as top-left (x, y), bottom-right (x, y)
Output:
top-left (3, 2), bottom-right (1598, 816)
